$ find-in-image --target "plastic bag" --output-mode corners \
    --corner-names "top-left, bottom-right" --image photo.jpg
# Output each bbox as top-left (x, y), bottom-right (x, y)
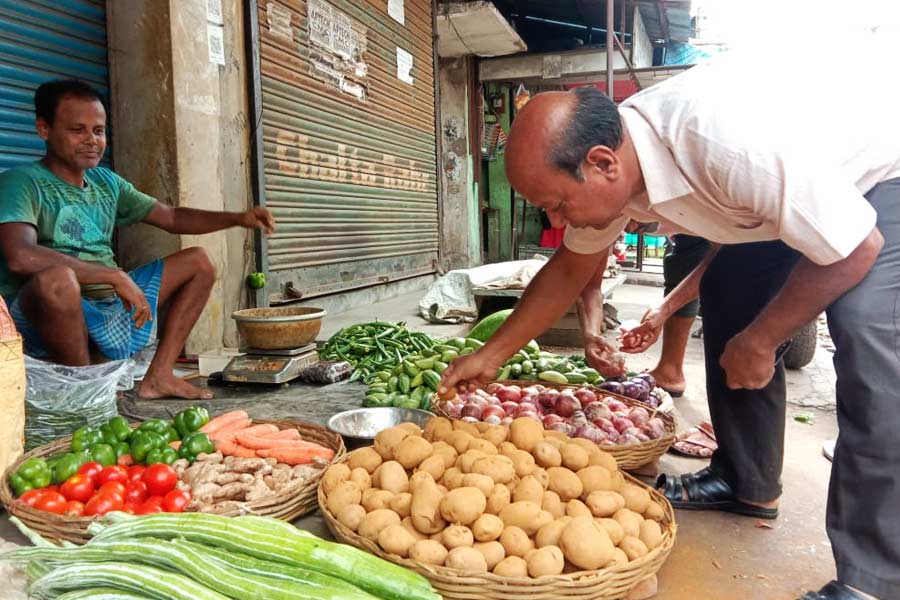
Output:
top-left (24, 357), bottom-right (133, 450)
top-left (0, 296), bottom-right (25, 474)
top-left (296, 360), bottom-right (352, 384)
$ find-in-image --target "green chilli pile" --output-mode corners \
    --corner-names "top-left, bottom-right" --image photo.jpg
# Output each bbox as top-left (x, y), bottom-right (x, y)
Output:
top-left (319, 321), bottom-right (438, 383)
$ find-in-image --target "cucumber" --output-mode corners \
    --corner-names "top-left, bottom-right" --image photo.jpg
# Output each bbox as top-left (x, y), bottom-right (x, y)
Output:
top-left (505, 354), bottom-right (524, 365)
top-left (510, 364), bottom-right (523, 378)
top-left (580, 368), bottom-right (601, 383)
top-left (524, 339), bottom-right (541, 356)
top-left (464, 338), bottom-right (485, 350)
top-left (432, 361), bottom-right (449, 374)
top-left (367, 383), bottom-right (388, 393)
top-left (535, 358), bottom-right (551, 372)
top-left (398, 373), bottom-right (411, 394)
top-left (446, 337), bottom-right (467, 350)
top-left (421, 370), bottom-right (441, 390)
top-left (410, 386), bottom-right (426, 405)
top-left (375, 371), bottom-right (391, 383)
top-left (403, 360), bottom-right (420, 377)
top-left (440, 350), bottom-right (459, 362)
top-left (564, 372), bottom-right (588, 384)
top-left (387, 376), bottom-right (398, 392)
top-left (393, 395), bottom-right (418, 409)
top-left (496, 366), bottom-right (512, 380)
top-left (414, 358), bottom-right (436, 370)
top-left (538, 351), bottom-right (556, 359)
top-left (467, 309), bottom-right (513, 342)
top-left (410, 372), bottom-right (424, 388)
top-left (521, 360), bottom-right (534, 374)
top-left (538, 370), bottom-right (569, 384)
top-left (460, 347), bottom-right (474, 356)
top-left (431, 344), bottom-right (457, 354)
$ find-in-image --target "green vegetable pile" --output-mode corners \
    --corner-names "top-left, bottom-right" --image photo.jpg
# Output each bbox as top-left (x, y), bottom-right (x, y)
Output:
top-left (3, 512), bottom-right (440, 600)
top-left (497, 350), bottom-right (602, 385)
top-left (319, 321), bottom-right (439, 383)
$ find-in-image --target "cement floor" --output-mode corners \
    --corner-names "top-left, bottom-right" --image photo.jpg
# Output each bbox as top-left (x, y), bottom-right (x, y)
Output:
top-left (0, 284), bottom-right (841, 599)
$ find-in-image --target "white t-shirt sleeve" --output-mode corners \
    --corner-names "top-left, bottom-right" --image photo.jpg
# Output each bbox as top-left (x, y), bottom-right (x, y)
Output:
top-left (716, 150), bottom-right (876, 266)
top-left (563, 215), bottom-right (630, 255)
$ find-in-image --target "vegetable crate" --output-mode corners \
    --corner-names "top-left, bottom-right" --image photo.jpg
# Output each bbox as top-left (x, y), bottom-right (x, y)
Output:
top-left (0, 419), bottom-right (345, 544)
top-left (434, 382), bottom-right (676, 471)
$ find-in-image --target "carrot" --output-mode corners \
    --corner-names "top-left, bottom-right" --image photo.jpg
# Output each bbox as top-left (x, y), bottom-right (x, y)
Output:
top-left (214, 438), bottom-right (259, 458)
top-left (256, 446), bottom-right (335, 465)
top-left (234, 433), bottom-right (322, 451)
top-left (169, 441), bottom-right (181, 450)
top-left (201, 410), bottom-right (250, 435)
top-left (206, 419), bottom-right (253, 441)
top-left (260, 428), bottom-right (301, 440)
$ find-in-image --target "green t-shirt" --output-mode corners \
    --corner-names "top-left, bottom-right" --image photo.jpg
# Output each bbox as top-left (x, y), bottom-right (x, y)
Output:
top-left (0, 161), bottom-right (157, 299)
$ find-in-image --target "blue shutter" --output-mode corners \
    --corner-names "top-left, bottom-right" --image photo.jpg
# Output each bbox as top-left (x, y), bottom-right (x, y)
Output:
top-left (0, 0), bottom-right (108, 170)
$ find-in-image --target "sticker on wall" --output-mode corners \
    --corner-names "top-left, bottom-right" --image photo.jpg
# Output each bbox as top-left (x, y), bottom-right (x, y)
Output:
top-left (306, 0), bottom-right (369, 102)
top-left (207, 23), bottom-right (225, 65)
top-left (396, 47), bottom-right (413, 85)
top-left (206, 0), bottom-right (224, 25)
top-left (266, 2), bottom-right (294, 40)
top-left (388, 0), bottom-right (405, 25)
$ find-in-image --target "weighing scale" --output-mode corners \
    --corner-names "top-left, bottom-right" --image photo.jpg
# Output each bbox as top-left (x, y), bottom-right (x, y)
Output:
top-left (222, 343), bottom-right (319, 384)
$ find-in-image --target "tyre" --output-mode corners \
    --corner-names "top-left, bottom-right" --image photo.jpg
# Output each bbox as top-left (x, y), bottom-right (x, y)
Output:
top-left (784, 321), bottom-right (817, 369)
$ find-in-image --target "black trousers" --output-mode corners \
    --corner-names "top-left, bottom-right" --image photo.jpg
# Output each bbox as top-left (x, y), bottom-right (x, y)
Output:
top-left (700, 179), bottom-right (900, 598)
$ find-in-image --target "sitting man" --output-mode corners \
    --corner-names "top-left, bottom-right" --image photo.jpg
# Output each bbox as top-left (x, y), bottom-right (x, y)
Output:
top-left (0, 79), bottom-right (275, 400)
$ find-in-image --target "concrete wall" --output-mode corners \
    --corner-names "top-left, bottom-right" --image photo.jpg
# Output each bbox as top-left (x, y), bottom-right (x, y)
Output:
top-left (631, 8), bottom-right (654, 68)
top-left (108, 0), bottom-right (252, 353)
top-left (480, 47), bottom-right (629, 83)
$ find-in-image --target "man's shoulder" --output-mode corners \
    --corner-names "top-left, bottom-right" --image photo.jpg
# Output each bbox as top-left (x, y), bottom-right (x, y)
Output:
top-left (85, 166), bottom-right (126, 189)
top-left (0, 161), bottom-right (44, 188)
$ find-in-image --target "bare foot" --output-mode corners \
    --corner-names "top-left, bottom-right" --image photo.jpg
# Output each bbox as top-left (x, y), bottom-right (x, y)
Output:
top-left (138, 373), bottom-right (214, 400)
top-left (648, 366), bottom-right (686, 395)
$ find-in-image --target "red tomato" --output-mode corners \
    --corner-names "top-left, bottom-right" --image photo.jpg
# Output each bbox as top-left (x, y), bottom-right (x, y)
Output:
top-left (142, 464), bottom-right (177, 496)
top-left (144, 495), bottom-right (164, 508)
top-left (116, 453), bottom-right (134, 467)
top-left (84, 493), bottom-right (124, 516)
top-left (135, 499), bottom-right (163, 515)
top-left (161, 490), bottom-right (191, 513)
top-left (96, 466), bottom-right (128, 486)
top-left (60, 474), bottom-right (96, 503)
top-left (124, 481), bottom-right (148, 505)
top-left (33, 491), bottom-right (67, 515)
top-left (98, 481), bottom-right (126, 501)
top-left (119, 503), bottom-right (136, 515)
top-left (127, 465), bottom-right (146, 484)
top-left (19, 488), bottom-right (48, 507)
top-left (64, 500), bottom-right (84, 516)
top-left (77, 462), bottom-right (103, 481)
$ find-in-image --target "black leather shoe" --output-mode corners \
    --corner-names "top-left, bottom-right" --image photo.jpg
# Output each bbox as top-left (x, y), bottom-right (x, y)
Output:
top-left (798, 581), bottom-right (867, 600)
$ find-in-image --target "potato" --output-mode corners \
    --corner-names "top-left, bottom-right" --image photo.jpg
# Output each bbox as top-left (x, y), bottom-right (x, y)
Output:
top-left (335, 504), bottom-right (366, 531)
top-left (621, 483), bottom-right (651, 514)
top-left (486, 483), bottom-right (511, 515)
top-left (394, 436), bottom-right (434, 470)
top-left (378, 523), bottom-right (417, 557)
top-left (499, 526), bottom-right (534, 557)
top-left (505, 450), bottom-right (534, 478)
top-left (588, 449), bottom-right (618, 472)
top-left (527, 545), bottom-right (565, 577)
top-left (532, 442), bottom-right (562, 468)
top-left (610, 470), bottom-right (626, 493)
top-left (375, 427), bottom-right (412, 460)
top-left (322, 463), bottom-right (351, 495)
top-left (566, 499), bottom-right (592, 518)
top-left (473, 541), bottom-right (506, 570)
top-left (389, 492), bottom-right (413, 518)
top-left (443, 525), bottom-right (475, 549)
top-left (431, 441), bottom-right (459, 469)
top-left (462, 473), bottom-right (495, 497)
top-left (474, 421), bottom-right (492, 433)
top-left (472, 456), bottom-right (516, 484)
top-left (437, 484), bottom-right (449, 495)
top-left (543, 429), bottom-right (569, 442)
top-left (531, 467), bottom-right (550, 489)
top-left (409, 539), bottom-right (449, 565)
top-left (445, 430), bottom-right (475, 454)
top-left (424, 417), bottom-right (453, 442)
top-left (613, 508), bottom-right (643, 539)
top-left (416, 454), bottom-right (446, 482)
top-left (509, 417), bottom-right (543, 452)
top-left (620, 536), bottom-right (649, 561)
top-left (598, 517), bottom-right (625, 545)
top-left (326, 481), bottom-right (362, 515)
top-left (401, 516), bottom-right (428, 541)
top-left (493, 556), bottom-right (528, 577)
top-left (541, 491), bottom-right (564, 519)
top-left (606, 547), bottom-right (629, 567)
top-left (568, 437), bottom-right (600, 454)
top-left (512, 476), bottom-right (544, 504)
top-left (362, 489), bottom-right (395, 512)
top-left (452, 420), bottom-right (480, 436)
top-left (560, 444), bottom-right (590, 471)
top-left (457, 450), bottom-right (488, 473)
top-left (535, 519), bottom-right (566, 548)
top-left (558, 516), bottom-right (614, 570)
top-left (468, 438), bottom-right (499, 455)
top-left (358, 509), bottom-right (401, 542)
top-left (639, 519), bottom-right (663, 550)
top-left (547, 467), bottom-right (583, 502)
top-left (376, 461), bottom-right (410, 494)
top-left (441, 467), bottom-right (464, 490)
top-left (585, 491), bottom-right (626, 518)
top-left (440, 487), bottom-right (487, 525)
top-left (472, 513), bottom-right (505, 542)
top-left (498, 442), bottom-right (518, 457)
top-left (446, 547), bottom-right (487, 573)
top-left (644, 500), bottom-right (665, 522)
top-left (410, 476), bottom-right (447, 534)
top-left (410, 470), bottom-right (435, 489)
top-left (499, 501), bottom-right (542, 534)
top-left (347, 448), bottom-right (383, 474)
top-left (481, 424), bottom-right (508, 447)
top-left (349, 467), bottom-right (372, 491)
top-left (577, 466), bottom-right (615, 495)
top-left (397, 422), bottom-right (423, 436)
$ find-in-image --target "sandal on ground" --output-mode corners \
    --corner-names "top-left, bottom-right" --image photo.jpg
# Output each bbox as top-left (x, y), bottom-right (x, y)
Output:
top-left (656, 467), bottom-right (778, 519)
top-left (798, 581), bottom-right (867, 599)
top-left (669, 421), bottom-right (717, 458)
top-left (660, 387), bottom-right (684, 398)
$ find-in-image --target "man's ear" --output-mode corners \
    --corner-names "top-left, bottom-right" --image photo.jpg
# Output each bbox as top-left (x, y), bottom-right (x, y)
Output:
top-left (584, 145), bottom-right (619, 179)
top-left (35, 117), bottom-right (50, 141)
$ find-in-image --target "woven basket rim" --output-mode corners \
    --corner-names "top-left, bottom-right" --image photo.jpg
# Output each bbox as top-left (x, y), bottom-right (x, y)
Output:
top-left (319, 451), bottom-right (677, 596)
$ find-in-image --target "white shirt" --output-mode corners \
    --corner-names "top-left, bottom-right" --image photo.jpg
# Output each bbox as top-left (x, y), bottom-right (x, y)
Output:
top-left (563, 57), bottom-right (900, 265)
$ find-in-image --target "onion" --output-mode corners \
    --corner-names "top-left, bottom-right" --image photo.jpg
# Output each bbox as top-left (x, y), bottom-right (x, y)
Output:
top-left (474, 388), bottom-right (491, 399)
top-left (501, 416), bottom-right (514, 427)
top-left (618, 433), bottom-right (641, 446)
top-left (496, 386), bottom-right (522, 403)
top-left (584, 402), bottom-right (612, 422)
top-left (635, 432), bottom-right (650, 442)
top-left (622, 426), bottom-right (643, 437)
top-left (605, 398), bottom-right (628, 413)
top-left (612, 416), bottom-right (634, 434)
top-left (542, 414), bottom-right (564, 428)
top-left (482, 405), bottom-right (506, 421)
top-left (484, 415), bottom-right (502, 425)
top-left (555, 395), bottom-right (582, 418)
top-left (501, 401), bottom-right (520, 416)
top-left (549, 422), bottom-right (575, 435)
top-left (522, 386), bottom-right (542, 397)
top-left (461, 416), bottom-right (480, 424)
top-left (537, 389), bottom-right (560, 409)
top-left (644, 417), bottom-right (667, 439)
top-left (573, 424), bottom-right (606, 444)
top-left (466, 395), bottom-right (488, 409)
top-left (574, 388), bottom-right (597, 405)
top-left (627, 407), bottom-right (650, 427)
top-left (485, 395), bottom-right (502, 406)
top-left (438, 401), bottom-right (462, 419)
top-left (486, 382), bottom-right (504, 394)
top-left (461, 403), bottom-right (484, 420)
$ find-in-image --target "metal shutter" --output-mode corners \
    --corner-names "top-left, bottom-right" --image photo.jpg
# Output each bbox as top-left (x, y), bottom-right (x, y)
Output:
top-left (0, 0), bottom-right (109, 170)
top-left (253, 0), bottom-right (438, 302)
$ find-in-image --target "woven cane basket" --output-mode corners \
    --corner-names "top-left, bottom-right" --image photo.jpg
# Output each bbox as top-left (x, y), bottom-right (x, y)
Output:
top-left (433, 381), bottom-right (676, 470)
top-left (319, 454), bottom-right (677, 600)
top-left (0, 418), bottom-right (344, 544)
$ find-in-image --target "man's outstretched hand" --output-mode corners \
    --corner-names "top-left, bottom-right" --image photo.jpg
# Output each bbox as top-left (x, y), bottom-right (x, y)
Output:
top-left (584, 334), bottom-right (626, 377)
top-left (619, 307), bottom-right (666, 354)
top-left (239, 207), bottom-right (276, 235)
top-left (438, 350), bottom-right (502, 399)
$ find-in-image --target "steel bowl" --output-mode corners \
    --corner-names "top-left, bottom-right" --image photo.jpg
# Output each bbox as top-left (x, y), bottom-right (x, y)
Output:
top-left (232, 306), bottom-right (326, 350)
top-left (327, 407), bottom-right (434, 440)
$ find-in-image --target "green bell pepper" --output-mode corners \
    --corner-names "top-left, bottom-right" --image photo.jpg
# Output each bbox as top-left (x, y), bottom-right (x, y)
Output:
top-left (137, 419), bottom-right (170, 436)
top-left (106, 416), bottom-right (133, 442)
top-left (9, 457), bottom-right (52, 496)
top-left (246, 272), bottom-right (266, 289)
top-left (99, 423), bottom-right (119, 446)
top-left (146, 446), bottom-right (179, 465)
top-left (51, 452), bottom-right (90, 484)
top-left (70, 426), bottom-right (103, 453)
top-left (163, 427), bottom-right (181, 444)
top-left (173, 407), bottom-right (210, 439)
top-left (89, 443), bottom-right (117, 467)
top-left (130, 431), bottom-right (166, 464)
top-left (114, 442), bottom-right (131, 460)
top-left (178, 432), bottom-right (215, 462)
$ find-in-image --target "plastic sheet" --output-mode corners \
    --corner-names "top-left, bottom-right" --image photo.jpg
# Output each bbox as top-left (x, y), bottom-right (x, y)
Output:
top-left (24, 357), bottom-right (133, 450)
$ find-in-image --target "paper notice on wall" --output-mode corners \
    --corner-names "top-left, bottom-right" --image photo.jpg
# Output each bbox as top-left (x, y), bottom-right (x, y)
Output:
top-left (266, 2), bottom-right (294, 40)
top-left (396, 47), bottom-right (413, 84)
top-left (207, 23), bottom-right (226, 65)
top-left (308, 0), bottom-right (357, 60)
top-left (206, 0), bottom-right (224, 25)
top-left (388, 0), bottom-right (405, 25)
